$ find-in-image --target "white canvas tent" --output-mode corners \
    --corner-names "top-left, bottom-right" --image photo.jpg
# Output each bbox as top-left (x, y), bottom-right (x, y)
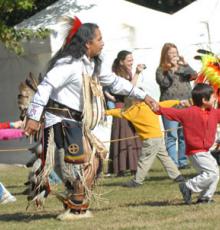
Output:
top-left (14, 0), bottom-right (172, 98)
top-left (1, 0), bottom-right (220, 163)
top-left (0, 0), bottom-right (171, 159)
top-left (2, 0), bottom-right (220, 109)
top-left (165, 0), bottom-right (220, 72)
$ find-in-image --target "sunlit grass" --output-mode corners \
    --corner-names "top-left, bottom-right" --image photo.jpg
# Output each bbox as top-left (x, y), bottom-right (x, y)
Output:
top-left (0, 160), bottom-right (220, 230)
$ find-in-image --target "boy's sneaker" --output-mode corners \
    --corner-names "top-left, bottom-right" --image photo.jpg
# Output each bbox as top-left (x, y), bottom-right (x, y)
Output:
top-left (179, 182), bottom-right (192, 204)
top-left (122, 180), bottom-right (141, 188)
top-left (174, 175), bottom-right (185, 183)
top-left (196, 198), bottom-right (214, 204)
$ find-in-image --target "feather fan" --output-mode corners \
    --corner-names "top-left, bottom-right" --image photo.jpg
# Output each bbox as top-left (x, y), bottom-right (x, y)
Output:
top-left (17, 72), bottom-right (41, 120)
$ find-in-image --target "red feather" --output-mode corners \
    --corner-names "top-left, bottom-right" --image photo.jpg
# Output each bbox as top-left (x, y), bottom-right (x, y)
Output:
top-left (65, 16), bottom-right (82, 45)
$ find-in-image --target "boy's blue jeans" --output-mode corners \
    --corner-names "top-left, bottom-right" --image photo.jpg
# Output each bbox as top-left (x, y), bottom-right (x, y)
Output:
top-left (162, 116), bottom-right (188, 167)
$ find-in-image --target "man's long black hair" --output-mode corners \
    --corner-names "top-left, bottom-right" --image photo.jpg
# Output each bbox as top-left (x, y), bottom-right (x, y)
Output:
top-left (47, 23), bottom-right (102, 77)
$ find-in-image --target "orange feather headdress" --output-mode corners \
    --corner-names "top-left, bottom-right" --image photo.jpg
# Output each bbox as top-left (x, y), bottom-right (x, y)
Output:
top-left (195, 49), bottom-right (220, 89)
top-left (195, 49), bottom-right (220, 104)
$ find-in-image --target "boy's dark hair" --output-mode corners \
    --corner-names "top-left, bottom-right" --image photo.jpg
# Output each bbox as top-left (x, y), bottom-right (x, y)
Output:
top-left (191, 83), bottom-right (214, 106)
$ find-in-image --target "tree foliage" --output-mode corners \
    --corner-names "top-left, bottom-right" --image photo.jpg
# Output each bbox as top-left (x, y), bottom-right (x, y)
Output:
top-left (0, 0), bottom-right (57, 55)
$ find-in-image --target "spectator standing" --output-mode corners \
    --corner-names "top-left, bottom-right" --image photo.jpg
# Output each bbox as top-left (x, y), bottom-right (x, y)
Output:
top-left (108, 50), bottom-right (146, 176)
top-left (156, 43), bottom-right (197, 169)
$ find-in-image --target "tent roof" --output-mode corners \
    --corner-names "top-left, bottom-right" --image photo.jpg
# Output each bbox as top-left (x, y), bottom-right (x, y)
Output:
top-left (17, 0), bottom-right (170, 30)
top-left (16, 0), bottom-right (171, 55)
top-left (17, 0), bottom-right (102, 29)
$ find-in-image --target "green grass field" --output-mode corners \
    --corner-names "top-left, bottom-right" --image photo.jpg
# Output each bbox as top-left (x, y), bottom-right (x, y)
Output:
top-left (1, 160), bottom-right (220, 230)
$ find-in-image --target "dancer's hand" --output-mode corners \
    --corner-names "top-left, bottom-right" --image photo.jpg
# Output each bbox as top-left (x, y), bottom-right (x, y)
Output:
top-left (24, 119), bottom-right (40, 136)
top-left (179, 99), bottom-right (191, 107)
top-left (144, 95), bottom-right (159, 111)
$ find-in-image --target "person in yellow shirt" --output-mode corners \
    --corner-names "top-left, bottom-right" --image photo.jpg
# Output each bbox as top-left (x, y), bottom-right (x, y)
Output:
top-left (106, 99), bottom-right (184, 187)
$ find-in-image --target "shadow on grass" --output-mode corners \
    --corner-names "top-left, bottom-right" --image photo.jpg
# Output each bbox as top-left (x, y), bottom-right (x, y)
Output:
top-left (90, 206), bottom-right (112, 212)
top-left (89, 200), bottom-right (186, 212)
top-left (0, 211), bottom-right (59, 222)
top-left (120, 200), bottom-right (185, 207)
top-left (181, 172), bottom-right (197, 178)
top-left (102, 175), bottom-right (170, 187)
top-left (13, 192), bottom-right (26, 196)
top-left (6, 185), bottom-right (26, 189)
top-left (8, 187), bottom-right (27, 196)
top-left (101, 181), bottom-right (125, 186)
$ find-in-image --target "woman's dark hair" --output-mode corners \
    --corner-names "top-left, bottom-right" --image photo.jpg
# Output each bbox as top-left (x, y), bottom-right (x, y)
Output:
top-left (192, 83), bottom-right (214, 106)
top-left (112, 50), bottom-right (132, 80)
top-left (47, 23), bottom-right (101, 76)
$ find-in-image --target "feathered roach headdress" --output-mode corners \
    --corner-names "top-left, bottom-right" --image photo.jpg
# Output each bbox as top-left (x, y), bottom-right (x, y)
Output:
top-left (195, 49), bottom-right (220, 105)
top-left (58, 15), bottom-right (82, 46)
top-left (195, 49), bottom-right (220, 89)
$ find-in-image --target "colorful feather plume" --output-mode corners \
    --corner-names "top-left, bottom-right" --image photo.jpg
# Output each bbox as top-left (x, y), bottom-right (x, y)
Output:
top-left (195, 49), bottom-right (220, 89)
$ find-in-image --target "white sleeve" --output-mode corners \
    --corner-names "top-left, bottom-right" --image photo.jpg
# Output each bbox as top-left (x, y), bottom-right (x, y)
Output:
top-left (108, 74), bottom-right (147, 100)
top-left (27, 81), bottom-right (53, 121)
top-left (99, 63), bottom-right (147, 100)
top-left (27, 63), bottom-right (75, 121)
top-left (44, 62), bottom-right (74, 88)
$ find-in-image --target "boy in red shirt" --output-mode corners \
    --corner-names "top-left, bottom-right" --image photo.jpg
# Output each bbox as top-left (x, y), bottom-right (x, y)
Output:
top-left (156, 83), bottom-right (220, 204)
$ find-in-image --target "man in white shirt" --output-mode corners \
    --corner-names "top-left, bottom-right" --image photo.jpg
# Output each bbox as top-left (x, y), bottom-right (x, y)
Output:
top-left (24, 18), bottom-right (156, 220)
